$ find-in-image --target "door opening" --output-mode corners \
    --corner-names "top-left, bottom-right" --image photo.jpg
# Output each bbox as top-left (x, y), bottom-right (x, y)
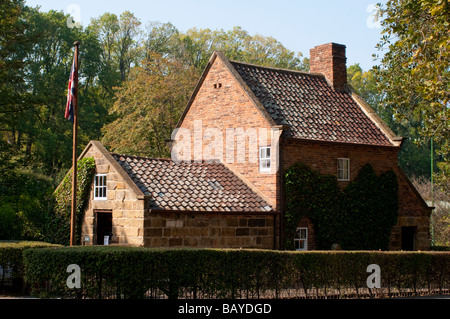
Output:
top-left (96, 211), bottom-right (112, 245)
top-left (401, 226), bottom-right (416, 251)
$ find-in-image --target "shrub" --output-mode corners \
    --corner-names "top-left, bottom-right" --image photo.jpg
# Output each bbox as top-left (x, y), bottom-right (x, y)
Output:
top-left (22, 246), bottom-right (450, 299)
top-left (49, 157), bottom-right (95, 245)
top-left (0, 241), bottom-right (61, 291)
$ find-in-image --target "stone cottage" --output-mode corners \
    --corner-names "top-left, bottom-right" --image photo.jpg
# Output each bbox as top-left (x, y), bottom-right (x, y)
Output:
top-left (76, 42), bottom-right (432, 250)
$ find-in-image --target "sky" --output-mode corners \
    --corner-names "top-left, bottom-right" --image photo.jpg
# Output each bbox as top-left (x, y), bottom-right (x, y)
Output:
top-left (25, 0), bottom-right (387, 71)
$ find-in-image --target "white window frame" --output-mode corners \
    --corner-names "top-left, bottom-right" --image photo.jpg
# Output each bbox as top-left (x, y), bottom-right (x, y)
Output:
top-left (94, 174), bottom-right (107, 200)
top-left (259, 146), bottom-right (271, 173)
top-left (294, 227), bottom-right (308, 251)
top-left (337, 158), bottom-right (350, 181)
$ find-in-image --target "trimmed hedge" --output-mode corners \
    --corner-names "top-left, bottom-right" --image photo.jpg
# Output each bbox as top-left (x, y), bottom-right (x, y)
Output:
top-left (23, 247), bottom-right (450, 299)
top-left (0, 241), bottom-right (61, 291)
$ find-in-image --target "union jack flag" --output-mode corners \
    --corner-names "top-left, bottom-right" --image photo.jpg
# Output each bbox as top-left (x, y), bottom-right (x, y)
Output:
top-left (65, 57), bottom-right (76, 123)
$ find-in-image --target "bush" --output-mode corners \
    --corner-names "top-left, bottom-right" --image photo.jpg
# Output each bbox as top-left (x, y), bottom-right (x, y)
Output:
top-left (49, 157), bottom-right (95, 245)
top-left (22, 247), bottom-right (450, 299)
top-left (0, 241), bottom-right (61, 291)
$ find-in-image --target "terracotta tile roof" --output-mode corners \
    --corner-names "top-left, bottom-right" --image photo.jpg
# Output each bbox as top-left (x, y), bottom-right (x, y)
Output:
top-left (230, 61), bottom-right (393, 146)
top-left (111, 153), bottom-right (273, 213)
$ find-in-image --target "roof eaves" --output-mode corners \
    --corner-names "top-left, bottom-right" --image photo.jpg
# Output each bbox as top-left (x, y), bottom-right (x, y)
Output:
top-left (89, 141), bottom-right (147, 199)
top-left (346, 84), bottom-right (403, 147)
top-left (148, 208), bottom-right (277, 215)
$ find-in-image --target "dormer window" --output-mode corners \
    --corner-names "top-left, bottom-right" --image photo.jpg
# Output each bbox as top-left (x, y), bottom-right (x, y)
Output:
top-left (337, 158), bottom-right (350, 181)
top-left (94, 174), bottom-right (107, 200)
top-left (259, 146), bottom-right (271, 173)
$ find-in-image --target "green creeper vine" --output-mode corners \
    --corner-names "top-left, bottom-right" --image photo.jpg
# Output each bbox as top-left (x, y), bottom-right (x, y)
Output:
top-left (284, 163), bottom-right (399, 250)
top-left (47, 157), bottom-right (96, 245)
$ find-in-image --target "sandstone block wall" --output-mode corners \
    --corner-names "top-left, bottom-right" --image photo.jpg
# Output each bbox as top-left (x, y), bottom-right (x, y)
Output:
top-left (81, 145), bottom-right (145, 246)
top-left (144, 211), bottom-right (275, 249)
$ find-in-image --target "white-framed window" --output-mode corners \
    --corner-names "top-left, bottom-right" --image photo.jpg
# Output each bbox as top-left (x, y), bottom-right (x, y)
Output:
top-left (259, 146), bottom-right (271, 172)
top-left (94, 174), bottom-right (107, 200)
top-left (294, 227), bottom-right (308, 251)
top-left (337, 158), bottom-right (350, 181)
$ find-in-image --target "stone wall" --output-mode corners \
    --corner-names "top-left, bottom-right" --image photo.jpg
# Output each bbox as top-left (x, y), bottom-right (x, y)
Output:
top-left (81, 144), bottom-right (146, 246)
top-left (144, 210), bottom-right (275, 249)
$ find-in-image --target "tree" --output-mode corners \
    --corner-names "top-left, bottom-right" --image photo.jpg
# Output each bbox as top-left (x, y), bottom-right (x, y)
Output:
top-left (410, 176), bottom-right (449, 248)
top-left (0, 4), bottom-right (106, 240)
top-left (0, 0), bottom-right (32, 160)
top-left (88, 11), bottom-right (142, 89)
top-left (348, 63), bottom-right (433, 179)
top-left (143, 25), bottom-right (308, 72)
top-left (101, 53), bottom-right (197, 157)
top-left (375, 0), bottom-right (449, 190)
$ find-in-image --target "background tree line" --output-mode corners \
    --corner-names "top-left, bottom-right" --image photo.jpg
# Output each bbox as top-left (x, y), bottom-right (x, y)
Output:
top-left (0, 0), bottom-right (447, 245)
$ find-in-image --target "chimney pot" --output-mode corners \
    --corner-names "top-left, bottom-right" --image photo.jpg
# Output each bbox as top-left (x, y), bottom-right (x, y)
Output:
top-left (309, 43), bottom-right (347, 91)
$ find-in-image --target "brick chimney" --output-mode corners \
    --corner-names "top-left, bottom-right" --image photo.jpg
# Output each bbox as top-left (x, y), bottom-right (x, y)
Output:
top-left (309, 43), bottom-right (347, 91)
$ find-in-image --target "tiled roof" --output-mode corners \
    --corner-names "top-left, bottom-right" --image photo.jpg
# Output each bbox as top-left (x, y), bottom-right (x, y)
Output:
top-left (230, 61), bottom-right (393, 146)
top-left (111, 154), bottom-right (273, 213)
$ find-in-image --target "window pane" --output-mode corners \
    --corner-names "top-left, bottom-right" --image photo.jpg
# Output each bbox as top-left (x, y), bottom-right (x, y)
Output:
top-left (299, 240), bottom-right (305, 249)
top-left (300, 228), bottom-right (307, 239)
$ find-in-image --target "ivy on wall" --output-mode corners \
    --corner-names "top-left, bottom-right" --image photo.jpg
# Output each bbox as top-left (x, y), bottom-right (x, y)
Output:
top-left (284, 163), bottom-right (399, 250)
top-left (46, 157), bottom-right (96, 245)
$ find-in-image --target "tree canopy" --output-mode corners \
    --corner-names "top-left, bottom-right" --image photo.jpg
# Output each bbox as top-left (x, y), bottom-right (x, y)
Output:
top-left (374, 0), bottom-right (449, 191)
top-left (0, 0), bottom-right (447, 241)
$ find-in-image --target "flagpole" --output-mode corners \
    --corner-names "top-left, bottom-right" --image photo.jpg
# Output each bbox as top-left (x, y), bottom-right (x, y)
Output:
top-left (70, 41), bottom-right (80, 246)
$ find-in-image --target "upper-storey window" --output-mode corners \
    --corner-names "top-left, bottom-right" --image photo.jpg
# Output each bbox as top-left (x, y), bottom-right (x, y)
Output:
top-left (259, 146), bottom-right (271, 173)
top-left (94, 174), bottom-right (107, 200)
top-left (337, 158), bottom-right (350, 181)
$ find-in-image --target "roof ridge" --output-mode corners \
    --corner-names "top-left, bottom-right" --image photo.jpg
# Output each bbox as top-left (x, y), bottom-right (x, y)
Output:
top-left (111, 152), bottom-right (172, 162)
top-left (229, 59), bottom-right (324, 78)
top-left (111, 152), bottom-right (230, 166)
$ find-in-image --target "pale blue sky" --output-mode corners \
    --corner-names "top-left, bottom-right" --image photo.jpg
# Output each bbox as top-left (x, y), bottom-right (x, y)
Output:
top-left (25, 0), bottom-right (387, 71)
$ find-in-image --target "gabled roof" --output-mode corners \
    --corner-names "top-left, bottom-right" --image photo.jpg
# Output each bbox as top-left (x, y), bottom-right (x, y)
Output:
top-left (177, 52), bottom-right (402, 147)
top-left (230, 60), bottom-right (400, 146)
top-left (112, 153), bottom-right (274, 213)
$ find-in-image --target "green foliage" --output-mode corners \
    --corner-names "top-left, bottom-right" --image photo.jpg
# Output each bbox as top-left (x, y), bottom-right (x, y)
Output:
top-left (0, 144), bottom-right (54, 240)
top-left (284, 163), bottom-right (399, 250)
top-left (22, 247), bottom-right (450, 299)
top-left (0, 241), bottom-right (61, 290)
top-left (347, 63), bottom-right (435, 181)
top-left (101, 53), bottom-right (197, 158)
top-left (48, 157), bottom-right (95, 246)
top-left (375, 0), bottom-right (449, 189)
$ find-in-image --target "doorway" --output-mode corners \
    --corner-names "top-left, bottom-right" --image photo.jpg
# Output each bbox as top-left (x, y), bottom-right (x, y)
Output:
top-left (401, 226), bottom-right (416, 251)
top-left (96, 210), bottom-right (112, 245)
